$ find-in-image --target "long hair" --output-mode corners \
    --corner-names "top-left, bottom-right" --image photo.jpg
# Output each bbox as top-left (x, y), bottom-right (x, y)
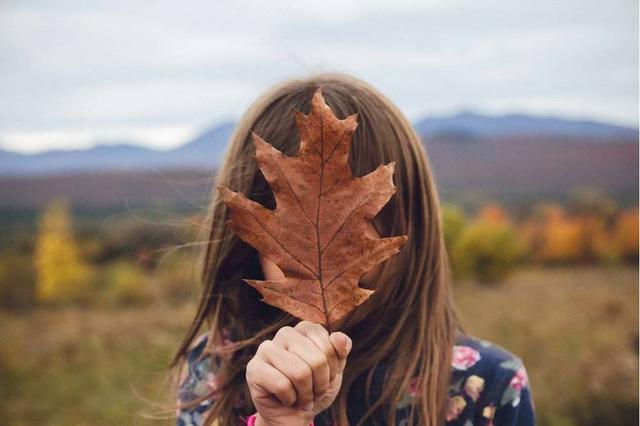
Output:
top-left (172, 72), bottom-right (465, 425)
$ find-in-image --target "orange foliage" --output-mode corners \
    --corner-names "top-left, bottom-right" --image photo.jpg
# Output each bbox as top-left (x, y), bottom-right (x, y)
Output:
top-left (577, 215), bottom-right (615, 262)
top-left (613, 207), bottom-right (639, 261)
top-left (518, 202), bottom-right (638, 265)
top-left (538, 205), bottom-right (584, 263)
top-left (477, 203), bottom-right (510, 225)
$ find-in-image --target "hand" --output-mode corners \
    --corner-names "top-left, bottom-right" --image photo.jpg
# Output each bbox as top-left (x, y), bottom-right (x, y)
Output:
top-left (246, 321), bottom-right (352, 426)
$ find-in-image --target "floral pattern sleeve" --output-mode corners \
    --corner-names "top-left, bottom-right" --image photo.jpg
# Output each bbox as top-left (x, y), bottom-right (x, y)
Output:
top-left (492, 363), bottom-right (536, 426)
top-left (440, 336), bottom-right (537, 426)
top-left (175, 333), bottom-right (250, 426)
top-left (393, 335), bottom-right (536, 426)
top-left (176, 334), bottom-right (216, 426)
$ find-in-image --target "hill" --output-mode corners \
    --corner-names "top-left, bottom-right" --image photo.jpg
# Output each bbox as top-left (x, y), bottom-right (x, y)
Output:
top-left (0, 113), bottom-right (636, 210)
top-left (0, 113), bottom-right (636, 177)
top-left (0, 122), bottom-right (234, 176)
top-left (415, 111), bottom-right (637, 139)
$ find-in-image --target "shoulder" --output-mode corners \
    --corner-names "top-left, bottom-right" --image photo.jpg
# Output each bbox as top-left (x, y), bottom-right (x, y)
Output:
top-left (452, 333), bottom-right (525, 376)
top-left (176, 333), bottom-right (221, 425)
top-left (446, 333), bottom-right (535, 424)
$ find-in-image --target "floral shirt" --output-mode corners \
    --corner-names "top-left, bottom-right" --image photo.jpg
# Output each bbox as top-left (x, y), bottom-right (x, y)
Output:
top-left (176, 332), bottom-right (536, 425)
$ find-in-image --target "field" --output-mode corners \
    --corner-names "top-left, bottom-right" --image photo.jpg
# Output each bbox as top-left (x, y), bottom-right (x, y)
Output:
top-left (1, 265), bottom-right (637, 426)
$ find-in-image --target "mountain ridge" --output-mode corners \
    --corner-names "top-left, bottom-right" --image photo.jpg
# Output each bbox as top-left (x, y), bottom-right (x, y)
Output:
top-left (416, 111), bottom-right (637, 139)
top-left (0, 113), bottom-right (636, 176)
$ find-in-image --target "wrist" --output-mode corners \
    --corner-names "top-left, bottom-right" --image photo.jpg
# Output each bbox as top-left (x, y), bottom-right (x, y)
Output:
top-left (249, 413), bottom-right (314, 426)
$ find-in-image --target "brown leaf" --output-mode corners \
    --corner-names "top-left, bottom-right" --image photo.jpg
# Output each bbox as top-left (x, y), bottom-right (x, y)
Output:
top-left (217, 89), bottom-right (408, 325)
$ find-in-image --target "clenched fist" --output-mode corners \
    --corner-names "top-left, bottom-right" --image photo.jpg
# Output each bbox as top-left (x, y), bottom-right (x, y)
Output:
top-left (246, 321), bottom-right (352, 426)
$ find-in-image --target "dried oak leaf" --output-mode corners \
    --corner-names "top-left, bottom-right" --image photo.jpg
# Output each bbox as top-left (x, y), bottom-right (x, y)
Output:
top-left (216, 89), bottom-right (408, 325)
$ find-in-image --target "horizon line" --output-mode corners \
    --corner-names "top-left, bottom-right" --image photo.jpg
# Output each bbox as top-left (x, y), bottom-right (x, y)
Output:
top-left (2, 108), bottom-right (638, 155)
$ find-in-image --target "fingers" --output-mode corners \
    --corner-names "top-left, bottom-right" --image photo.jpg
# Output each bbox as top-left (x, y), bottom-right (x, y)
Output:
top-left (274, 325), bottom-right (331, 397)
top-left (256, 340), bottom-right (314, 409)
top-left (294, 321), bottom-right (340, 382)
top-left (329, 331), bottom-right (352, 372)
top-left (250, 321), bottom-right (353, 411)
top-left (246, 357), bottom-right (296, 406)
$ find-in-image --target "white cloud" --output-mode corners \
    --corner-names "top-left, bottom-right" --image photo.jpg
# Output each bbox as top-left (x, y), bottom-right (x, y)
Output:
top-left (0, 0), bottom-right (637, 153)
top-left (2, 125), bottom-right (199, 153)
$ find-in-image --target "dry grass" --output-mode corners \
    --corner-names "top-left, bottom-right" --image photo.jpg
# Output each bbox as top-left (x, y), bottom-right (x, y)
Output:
top-left (0, 302), bottom-right (194, 425)
top-left (1, 266), bottom-right (637, 425)
top-left (455, 265), bottom-right (639, 426)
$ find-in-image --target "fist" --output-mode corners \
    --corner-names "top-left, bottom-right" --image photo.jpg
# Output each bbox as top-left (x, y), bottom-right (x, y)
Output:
top-left (245, 321), bottom-right (352, 426)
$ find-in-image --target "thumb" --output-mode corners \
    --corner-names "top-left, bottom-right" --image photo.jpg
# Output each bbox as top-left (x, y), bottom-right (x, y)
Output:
top-left (329, 332), bottom-right (352, 371)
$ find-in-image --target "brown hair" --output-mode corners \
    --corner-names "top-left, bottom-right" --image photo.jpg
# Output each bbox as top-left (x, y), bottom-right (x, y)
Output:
top-left (173, 72), bottom-right (465, 425)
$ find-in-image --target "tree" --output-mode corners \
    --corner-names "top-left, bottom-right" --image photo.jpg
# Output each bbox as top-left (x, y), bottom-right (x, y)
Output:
top-left (34, 199), bottom-right (95, 304)
top-left (567, 187), bottom-right (618, 223)
top-left (538, 204), bottom-right (584, 263)
top-left (613, 207), bottom-right (639, 262)
top-left (441, 203), bottom-right (466, 259)
top-left (452, 206), bottom-right (525, 285)
top-left (477, 202), bottom-right (510, 226)
top-left (101, 260), bottom-right (152, 306)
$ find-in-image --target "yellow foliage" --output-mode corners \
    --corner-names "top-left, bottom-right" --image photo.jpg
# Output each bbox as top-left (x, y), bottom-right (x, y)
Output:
top-left (441, 203), bottom-right (466, 258)
top-left (34, 199), bottom-right (95, 303)
top-left (452, 216), bottom-right (525, 284)
top-left (102, 261), bottom-right (152, 306)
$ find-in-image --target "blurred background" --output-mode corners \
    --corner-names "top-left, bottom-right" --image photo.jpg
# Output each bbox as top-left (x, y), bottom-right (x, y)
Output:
top-left (0, 1), bottom-right (637, 425)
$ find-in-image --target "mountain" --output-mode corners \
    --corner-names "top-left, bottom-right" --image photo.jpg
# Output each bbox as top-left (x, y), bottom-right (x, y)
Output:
top-left (1, 136), bottom-right (636, 211)
top-left (169, 122), bottom-right (234, 167)
top-left (0, 122), bottom-right (235, 176)
top-left (0, 111), bottom-right (637, 210)
top-left (0, 143), bottom-right (162, 176)
top-left (415, 111), bottom-right (637, 139)
top-left (0, 113), bottom-right (636, 185)
top-left (422, 134), bottom-right (637, 201)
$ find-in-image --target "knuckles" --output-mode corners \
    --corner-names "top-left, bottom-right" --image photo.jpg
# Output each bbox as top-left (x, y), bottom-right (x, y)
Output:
top-left (245, 358), bottom-right (261, 383)
top-left (294, 320), bottom-right (313, 330)
top-left (289, 364), bottom-right (312, 385)
top-left (308, 352), bottom-right (329, 371)
top-left (296, 321), bottom-right (329, 337)
top-left (257, 339), bottom-right (276, 356)
top-left (275, 326), bottom-right (295, 340)
top-left (272, 380), bottom-right (294, 403)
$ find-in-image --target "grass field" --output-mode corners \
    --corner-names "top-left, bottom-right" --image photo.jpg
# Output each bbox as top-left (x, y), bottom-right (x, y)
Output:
top-left (455, 265), bottom-right (638, 426)
top-left (1, 266), bottom-right (638, 426)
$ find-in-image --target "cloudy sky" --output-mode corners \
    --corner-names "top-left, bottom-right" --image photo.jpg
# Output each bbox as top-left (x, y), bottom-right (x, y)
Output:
top-left (1, 0), bottom-right (637, 153)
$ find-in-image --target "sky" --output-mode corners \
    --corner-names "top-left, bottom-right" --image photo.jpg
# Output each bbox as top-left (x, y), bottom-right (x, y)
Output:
top-left (1, 0), bottom-right (638, 153)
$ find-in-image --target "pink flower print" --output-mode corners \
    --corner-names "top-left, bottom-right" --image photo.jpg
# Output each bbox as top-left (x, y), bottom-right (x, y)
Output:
top-left (452, 345), bottom-right (481, 370)
top-left (445, 395), bottom-right (467, 421)
top-left (409, 377), bottom-right (419, 397)
top-left (464, 375), bottom-right (485, 402)
top-left (206, 372), bottom-right (221, 393)
top-left (509, 366), bottom-right (528, 391)
top-left (504, 366), bottom-right (528, 407)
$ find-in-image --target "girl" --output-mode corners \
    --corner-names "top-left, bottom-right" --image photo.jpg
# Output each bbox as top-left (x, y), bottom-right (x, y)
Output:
top-left (173, 73), bottom-right (535, 426)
